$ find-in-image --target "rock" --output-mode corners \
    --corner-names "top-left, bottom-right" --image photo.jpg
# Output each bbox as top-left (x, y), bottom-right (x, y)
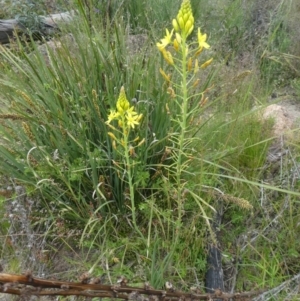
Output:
top-left (263, 104), bottom-right (293, 137)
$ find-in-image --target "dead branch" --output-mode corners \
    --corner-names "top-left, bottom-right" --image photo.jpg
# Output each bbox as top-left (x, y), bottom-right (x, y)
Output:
top-left (0, 272), bottom-right (265, 301)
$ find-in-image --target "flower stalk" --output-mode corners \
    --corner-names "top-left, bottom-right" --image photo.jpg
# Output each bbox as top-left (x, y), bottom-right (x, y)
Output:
top-left (156, 0), bottom-right (213, 236)
top-left (106, 87), bottom-right (143, 237)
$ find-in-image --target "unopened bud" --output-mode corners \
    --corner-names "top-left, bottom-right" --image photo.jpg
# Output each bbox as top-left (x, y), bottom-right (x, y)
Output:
top-left (172, 19), bottom-right (179, 32)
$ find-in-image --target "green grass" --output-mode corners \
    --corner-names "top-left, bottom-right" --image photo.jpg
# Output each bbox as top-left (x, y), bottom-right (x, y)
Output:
top-left (0, 0), bottom-right (300, 298)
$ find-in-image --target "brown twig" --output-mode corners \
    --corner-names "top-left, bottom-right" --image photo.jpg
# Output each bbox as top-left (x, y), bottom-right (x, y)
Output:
top-left (0, 273), bottom-right (266, 301)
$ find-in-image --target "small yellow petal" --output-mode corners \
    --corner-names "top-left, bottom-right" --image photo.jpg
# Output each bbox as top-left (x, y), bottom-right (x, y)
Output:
top-left (197, 28), bottom-right (210, 49)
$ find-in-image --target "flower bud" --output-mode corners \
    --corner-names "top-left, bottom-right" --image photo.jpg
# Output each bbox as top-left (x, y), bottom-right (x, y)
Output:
top-left (173, 38), bottom-right (179, 51)
top-left (175, 33), bottom-right (182, 44)
top-left (176, 0), bottom-right (194, 37)
top-left (116, 86), bottom-right (130, 114)
top-left (178, 16), bottom-right (184, 30)
top-left (184, 20), bottom-right (193, 36)
top-left (172, 19), bottom-right (179, 32)
top-left (183, 13), bottom-right (189, 23)
top-left (137, 114), bottom-right (143, 122)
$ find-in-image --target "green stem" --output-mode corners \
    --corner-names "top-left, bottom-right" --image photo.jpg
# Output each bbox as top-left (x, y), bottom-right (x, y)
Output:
top-left (122, 119), bottom-right (144, 238)
top-left (175, 36), bottom-right (189, 235)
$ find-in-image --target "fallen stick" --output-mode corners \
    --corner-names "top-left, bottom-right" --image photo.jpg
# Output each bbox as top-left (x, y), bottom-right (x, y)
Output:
top-left (0, 272), bottom-right (266, 300)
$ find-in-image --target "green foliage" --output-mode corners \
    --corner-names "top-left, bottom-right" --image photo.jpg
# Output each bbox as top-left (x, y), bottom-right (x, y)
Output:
top-left (0, 0), bottom-right (300, 295)
top-left (258, 1), bottom-right (294, 88)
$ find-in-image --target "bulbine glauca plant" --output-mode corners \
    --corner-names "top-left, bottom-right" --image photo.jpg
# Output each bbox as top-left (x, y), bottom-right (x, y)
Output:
top-left (156, 0), bottom-right (216, 237)
top-left (106, 86), bottom-right (144, 236)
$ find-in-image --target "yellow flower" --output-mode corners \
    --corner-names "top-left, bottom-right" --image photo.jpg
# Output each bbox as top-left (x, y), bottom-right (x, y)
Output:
top-left (106, 110), bottom-right (120, 124)
top-left (173, 33), bottom-right (182, 51)
top-left (126, 110), bottom-right (140, 129)
top-left (197, 28), bottom-right (210, 50)
top-left (156, 28), bottom-right (174, 51)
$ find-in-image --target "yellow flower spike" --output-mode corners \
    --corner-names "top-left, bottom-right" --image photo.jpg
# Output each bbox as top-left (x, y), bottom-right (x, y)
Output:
top-left (197, 28), bottom-right (210, 50)
top-left (112, 140), bottom-right (117, 149)
top-left (200, 58), bottom-right (213, 69)
top-left (116, 86), bottom-right (130, 115)
top-left (175, 0), bottom-right (194, 38)
top-left (160, 68), bottom-right (171, 82)
top-left (161, 49), bottom-right (174, 65)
